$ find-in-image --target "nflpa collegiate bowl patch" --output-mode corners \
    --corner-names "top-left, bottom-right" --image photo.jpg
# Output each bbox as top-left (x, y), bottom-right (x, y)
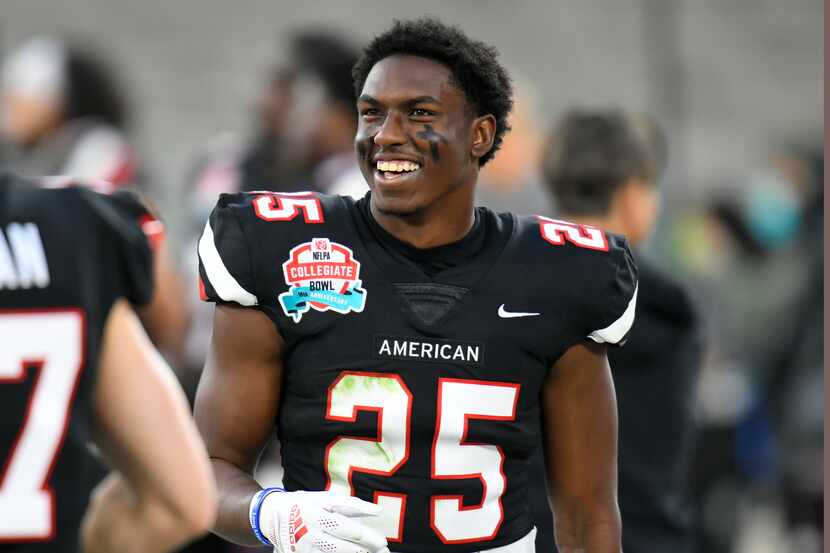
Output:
top-left (279, 238), bottom-right (367, 322)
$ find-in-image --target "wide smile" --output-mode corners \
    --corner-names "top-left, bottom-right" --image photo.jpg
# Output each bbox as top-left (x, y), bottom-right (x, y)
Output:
top-left (373, 159), bottom-right (422, 185)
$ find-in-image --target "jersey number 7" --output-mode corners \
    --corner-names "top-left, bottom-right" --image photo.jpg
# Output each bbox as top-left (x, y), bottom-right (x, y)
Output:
top-left (0, 310), bottom-right (84, 541)
top-left (324, 372), bottom-right (520, 544)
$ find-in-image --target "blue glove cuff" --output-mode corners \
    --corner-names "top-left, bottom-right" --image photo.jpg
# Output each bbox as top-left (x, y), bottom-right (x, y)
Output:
top-left (249, 487), bottom-right (285, 546)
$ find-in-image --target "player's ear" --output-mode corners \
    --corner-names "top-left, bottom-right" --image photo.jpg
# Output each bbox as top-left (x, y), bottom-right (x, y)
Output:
top-left (470, 114), bottom-right (496, 162)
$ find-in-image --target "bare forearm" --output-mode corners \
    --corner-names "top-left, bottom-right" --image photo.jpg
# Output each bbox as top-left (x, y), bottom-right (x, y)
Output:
top-left (195, 305), bottom-right (286, 545)
top-left (554, 503), bottom-right (621, 553)
top-left (82, 474), bottom-right (206, 553)
top-left (544, 344), bottom-right (622, 553)
top-left (211, 457), bottom-right (264, 545)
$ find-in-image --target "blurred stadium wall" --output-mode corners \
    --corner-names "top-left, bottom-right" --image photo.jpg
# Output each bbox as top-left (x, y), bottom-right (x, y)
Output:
top-left (1, 0), bottom-right (821, 214)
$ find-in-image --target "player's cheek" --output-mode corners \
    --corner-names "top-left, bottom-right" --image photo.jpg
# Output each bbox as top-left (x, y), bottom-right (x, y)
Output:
top-left (354, 127), bottom-right (376, 160)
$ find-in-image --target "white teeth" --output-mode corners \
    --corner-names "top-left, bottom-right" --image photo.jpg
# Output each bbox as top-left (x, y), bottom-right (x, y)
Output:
top-left (377, 160), bottom-right (420, 173)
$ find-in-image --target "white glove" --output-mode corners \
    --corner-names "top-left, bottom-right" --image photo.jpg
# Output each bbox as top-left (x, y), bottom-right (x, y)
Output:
top-left (252, 489), bottom-right (390, 553)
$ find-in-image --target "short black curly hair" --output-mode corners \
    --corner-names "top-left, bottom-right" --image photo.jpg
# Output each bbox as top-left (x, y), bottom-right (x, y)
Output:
top-left (352, 18), bottom-right (513, 166)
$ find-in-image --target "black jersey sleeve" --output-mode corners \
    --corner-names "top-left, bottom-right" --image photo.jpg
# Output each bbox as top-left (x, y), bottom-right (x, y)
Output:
top-left (80, 188), bottom-right (156, 306)
top-left (583, 232), bottom-right (638, 345)
top-left (518, 214), bottom-right (638, 356)
top-left (197, 193), bottom-right (259, 307)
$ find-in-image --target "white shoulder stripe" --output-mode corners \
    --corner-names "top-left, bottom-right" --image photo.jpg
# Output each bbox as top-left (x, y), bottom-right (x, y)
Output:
top-left (588, 283), bottom-right (638, 344)
top-left (198, 220), bottom-right (258, 306)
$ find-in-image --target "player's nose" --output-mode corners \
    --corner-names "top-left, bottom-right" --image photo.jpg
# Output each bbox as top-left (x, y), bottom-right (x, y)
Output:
top-left (373, 111), bottom-right (407, 148)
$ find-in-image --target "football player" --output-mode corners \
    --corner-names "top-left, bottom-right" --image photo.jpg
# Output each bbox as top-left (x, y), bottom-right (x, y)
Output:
top-left (539, 110), bottom-right (702, 553)
top-left (195, 18), bottom-right (636, 553)
top-left (0, 173), bottom-right (216, 553)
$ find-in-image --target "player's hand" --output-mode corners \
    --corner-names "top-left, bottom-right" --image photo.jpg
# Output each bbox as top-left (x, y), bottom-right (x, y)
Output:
top-left (256, 490), bottom-right (390, 553)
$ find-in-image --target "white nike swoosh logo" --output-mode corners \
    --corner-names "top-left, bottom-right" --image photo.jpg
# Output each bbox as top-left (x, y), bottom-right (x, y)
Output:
top-left (498, 304), bottom-right (541, 318)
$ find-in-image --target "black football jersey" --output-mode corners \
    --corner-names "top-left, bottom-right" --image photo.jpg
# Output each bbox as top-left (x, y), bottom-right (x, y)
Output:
top-left (198, 191), bottom-right (637, 553)
top-left (0, 173), bottom-right (154, 553)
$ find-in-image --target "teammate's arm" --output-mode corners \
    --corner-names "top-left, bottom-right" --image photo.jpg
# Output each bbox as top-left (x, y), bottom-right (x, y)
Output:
top-left (541, 341), bottom-right (622, 553)
top-left (81, 299), bottom-right (217, 553)
top-left (193, 304), bottom-right (284, 544)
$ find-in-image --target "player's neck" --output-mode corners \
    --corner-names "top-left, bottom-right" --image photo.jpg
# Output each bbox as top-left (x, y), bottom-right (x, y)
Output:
top-left (371, 186), bottom-right (476, 250)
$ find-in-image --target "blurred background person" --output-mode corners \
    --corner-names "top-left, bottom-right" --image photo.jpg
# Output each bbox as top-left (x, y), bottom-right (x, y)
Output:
top-left (186, 29), bottom-right (363, 229)
top-left (752, 142), bottom-right (822, 553)
top-left (281, 30), bottom-right (364, 197)
top-left (675, 139), bottom-right (824, 553)
top-left (182, 64), bottom-right (294, 224)
top-left (537, 108), bottom-right (703, 553)
top-left (0, 37), bottom-right (137, 189)
top-left (0, 35), bottom-right (192, 369)
top-left (182, 28), bottom-right (364, 395)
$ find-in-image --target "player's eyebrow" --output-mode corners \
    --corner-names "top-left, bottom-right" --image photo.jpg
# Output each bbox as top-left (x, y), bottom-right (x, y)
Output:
top-left (357, 94), bottom-right (442, 106)
top-left (408, 95), bottom-right (441, 105)
top-left (357, 94), bottom-right (380, 105)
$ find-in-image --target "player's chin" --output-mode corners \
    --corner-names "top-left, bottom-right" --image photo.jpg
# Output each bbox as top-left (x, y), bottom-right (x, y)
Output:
top-left (371, 187), bottom-right (425, 217)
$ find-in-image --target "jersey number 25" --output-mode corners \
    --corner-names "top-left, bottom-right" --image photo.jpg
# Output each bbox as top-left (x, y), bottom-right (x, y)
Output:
top-left (325, 372), bottom-right (520, 544)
